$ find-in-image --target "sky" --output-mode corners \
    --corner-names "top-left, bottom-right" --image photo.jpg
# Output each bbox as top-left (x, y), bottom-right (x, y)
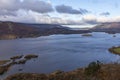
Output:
top-left (0, 0), bottom-right (120, 26)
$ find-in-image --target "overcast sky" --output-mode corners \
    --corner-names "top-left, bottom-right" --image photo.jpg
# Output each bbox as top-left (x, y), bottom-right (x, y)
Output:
top-left (0, 0), bottom-right (120, 25)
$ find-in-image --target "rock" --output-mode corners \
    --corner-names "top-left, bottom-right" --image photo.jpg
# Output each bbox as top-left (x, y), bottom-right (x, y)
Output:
top-left (17, 59), bottom-right (27, 64)
top-left (0, 60), bottom-right (10, 65)
top-left (24, 54), bottom-right (38, 60)
top-left (10, 55), bottom-right (23, 61)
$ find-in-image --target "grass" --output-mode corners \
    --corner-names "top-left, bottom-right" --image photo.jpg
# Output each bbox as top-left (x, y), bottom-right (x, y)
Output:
top-left (109, 46), bottom-right (120, 55)
top-left (113, 48), bottom-right (120, 54)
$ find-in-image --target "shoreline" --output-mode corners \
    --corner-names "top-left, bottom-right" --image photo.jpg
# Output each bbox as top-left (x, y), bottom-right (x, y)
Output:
top-left (0, 31), bottom-right (119, 40)
top-left (4, 62), bottom-right (120, 80)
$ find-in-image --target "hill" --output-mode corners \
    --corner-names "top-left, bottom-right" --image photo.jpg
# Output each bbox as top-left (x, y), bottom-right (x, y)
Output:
top-left (0, 21), bottom-right (90, 40)
top-left (91, 22), bottom-right (120, 33)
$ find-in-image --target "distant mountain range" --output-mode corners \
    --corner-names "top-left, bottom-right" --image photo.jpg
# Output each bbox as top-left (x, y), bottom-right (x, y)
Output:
top-left (0, 21), bottom-right (90, 40)
top-left (1, 21), bottom-right (120, 40)
top-left (91, 22), bottom-right (120, 33)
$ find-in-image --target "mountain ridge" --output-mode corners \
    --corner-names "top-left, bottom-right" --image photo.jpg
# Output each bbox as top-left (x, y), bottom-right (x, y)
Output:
top-left (0, 21), bottom-right (90, 40)
top-left (91, 22), bottom-right (120, 33)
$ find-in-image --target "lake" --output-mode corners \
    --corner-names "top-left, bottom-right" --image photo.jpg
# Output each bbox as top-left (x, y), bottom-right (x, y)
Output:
top-left (0, 32), bottom-right (120, 79)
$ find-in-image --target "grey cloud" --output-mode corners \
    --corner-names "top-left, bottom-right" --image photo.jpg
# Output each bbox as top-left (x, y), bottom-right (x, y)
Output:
top-left (56, 5), bottom-right (89, 15)
top-left (0, 10), bottom-right (84, 25)
top-left (100, 12), bottom-right (110, 16)
top-left (56, 5), bottom-right (82, 14)
top-left (21, 0), bottom-right (53, 13)
top-left (83, 19), bottom-right (97, 24)
top-left (0, 10), bottom-right (17, 16)
top-left (82, 16), bottom-right (97, 24)
top-left (0, 0), bottom-right (20, 11)
top-left (79, 8), bottom-right (90, 14)
top-left (0, 0), bottom-right (54, 16)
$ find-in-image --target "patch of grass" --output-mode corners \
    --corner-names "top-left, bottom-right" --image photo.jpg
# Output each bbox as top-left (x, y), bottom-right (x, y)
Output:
top-left (109, 46), bottom-right (120, 55)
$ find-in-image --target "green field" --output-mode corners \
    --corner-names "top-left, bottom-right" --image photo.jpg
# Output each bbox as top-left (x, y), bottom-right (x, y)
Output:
top-left (109, 47), bottom-right (120, 55)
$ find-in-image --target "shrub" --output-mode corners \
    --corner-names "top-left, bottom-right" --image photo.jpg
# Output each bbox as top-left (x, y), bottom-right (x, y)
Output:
top-left (84, 61), bottom-right (101, 76)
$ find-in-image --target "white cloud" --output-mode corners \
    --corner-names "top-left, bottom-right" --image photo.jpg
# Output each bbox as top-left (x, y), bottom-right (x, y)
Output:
top-left (0, 0), bottom-right (53, 15)
top-left (82, 14), bottom-right (97, 24)
top-left (0, 0), bottom-right (120, 25)
top-left (82, 14), bottom-right (120, 24)
top-left (22, 0), bottom-right (53, 13)
top-left (0, 9), bottom-right (83, 24)
top-left (97, 16), bottom-right (120, 22)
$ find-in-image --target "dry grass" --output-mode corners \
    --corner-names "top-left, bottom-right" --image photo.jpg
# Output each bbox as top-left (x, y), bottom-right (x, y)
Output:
top-left (5, 63), bottom-right (120, 80)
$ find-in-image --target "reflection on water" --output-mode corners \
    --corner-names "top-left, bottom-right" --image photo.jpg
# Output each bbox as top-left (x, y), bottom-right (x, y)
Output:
top-left (0, 32), bottom-right (120, 79)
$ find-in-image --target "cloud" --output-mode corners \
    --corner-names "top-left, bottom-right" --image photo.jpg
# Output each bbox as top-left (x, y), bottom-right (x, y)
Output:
top-left (0, 9), bottom-right (83, 25)
top-left (0, 10), bottom-right (37, 23)
top-left (79, 8), bottom-right (90, 14)
top-left (0, 10), bottom-right (16, 16)
top-left (82, 15), bottom-right (97, 24)
top-left (100, 12), bottom-right (110, 16)
top-left (21, 0), bottom-right (53, 13)
top-left (0, 0), bottom-right (119, 25)
top-left (0, 0), bottom-right (53, 15)
top-left (97, 16), bottom-right (120, 23)
top-left (56, 4), bottom-right (89, 14)
top-left (82, 14), bottom-right (120, 25)
top-left (1, 10), bottom-right (120, 25)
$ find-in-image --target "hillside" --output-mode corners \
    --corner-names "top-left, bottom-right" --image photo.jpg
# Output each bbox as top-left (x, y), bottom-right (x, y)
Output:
top-left (91, 22), bottom-right (120, 33)
top-left (0, 21), bottom-right (90, 40)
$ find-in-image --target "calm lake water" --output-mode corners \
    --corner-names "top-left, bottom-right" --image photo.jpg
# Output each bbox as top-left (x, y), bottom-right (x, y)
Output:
top-left (0, 32), bottom-right (120, 78)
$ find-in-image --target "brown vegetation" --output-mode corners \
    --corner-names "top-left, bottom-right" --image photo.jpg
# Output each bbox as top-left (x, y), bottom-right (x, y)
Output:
top-left (5, 61), bottom-right (120, 80)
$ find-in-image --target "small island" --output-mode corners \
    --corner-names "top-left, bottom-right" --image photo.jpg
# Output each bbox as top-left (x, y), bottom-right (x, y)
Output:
top-left (82, 33), bottom-right (92, 37)
top-left (109, 46), bottom-right (120, 55)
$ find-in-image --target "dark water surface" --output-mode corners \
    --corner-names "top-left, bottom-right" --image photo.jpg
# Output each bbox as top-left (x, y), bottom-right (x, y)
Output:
top-left (0, 32), bottom-right (120, 79)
